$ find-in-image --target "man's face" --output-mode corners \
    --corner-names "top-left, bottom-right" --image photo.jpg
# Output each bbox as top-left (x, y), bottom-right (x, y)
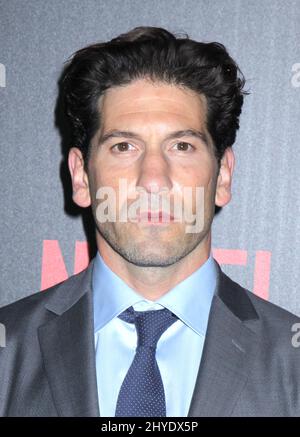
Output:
top-left (70, 78), bottom-right (233, 267)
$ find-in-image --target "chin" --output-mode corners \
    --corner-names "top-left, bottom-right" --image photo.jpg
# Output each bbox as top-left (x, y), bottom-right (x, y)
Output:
top-left (118, 245), bottom-right (189, 268)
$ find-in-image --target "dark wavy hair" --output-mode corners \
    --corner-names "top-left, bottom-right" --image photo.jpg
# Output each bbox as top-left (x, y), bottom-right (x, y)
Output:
top-left (62, 26), bottom-right (247, 168)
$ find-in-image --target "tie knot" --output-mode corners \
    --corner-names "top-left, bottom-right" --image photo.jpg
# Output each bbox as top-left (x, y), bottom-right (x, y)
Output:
top-left (118, 306), bottom-right (178, 348)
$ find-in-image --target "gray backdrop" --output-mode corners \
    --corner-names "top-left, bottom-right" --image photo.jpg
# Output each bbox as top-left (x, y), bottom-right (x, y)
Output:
top-left (1, 0), bottom-right (300, 315)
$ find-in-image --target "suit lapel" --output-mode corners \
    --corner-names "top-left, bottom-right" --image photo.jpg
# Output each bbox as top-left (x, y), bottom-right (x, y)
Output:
top-left (37, 256), bottom-right (260, 417)
top-left (188, 263), bottom-right (260, 417)
top-left (38, 260), bottom-right (100, 417)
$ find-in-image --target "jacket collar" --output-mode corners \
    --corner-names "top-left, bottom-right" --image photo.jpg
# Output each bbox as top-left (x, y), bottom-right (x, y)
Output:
top-left (38, 257), bottom-right (260, 417)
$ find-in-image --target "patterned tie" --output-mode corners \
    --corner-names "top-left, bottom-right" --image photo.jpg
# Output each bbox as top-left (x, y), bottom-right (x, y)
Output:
top-left (115, 305), bottom-right (178, 417)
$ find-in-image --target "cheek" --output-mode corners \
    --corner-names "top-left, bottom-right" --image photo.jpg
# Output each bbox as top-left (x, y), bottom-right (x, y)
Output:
top-left (183, 165), bottom-right (215, 193)
top-left (94, 160), bottom-right (136, 190)
top-left (191, 169), bottom-right (218, 212)
top-left (88, 159), bottom-right (115, 191)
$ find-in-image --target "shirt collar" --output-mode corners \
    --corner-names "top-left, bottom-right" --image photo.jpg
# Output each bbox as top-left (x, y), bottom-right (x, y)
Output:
top-left (92, 251), bottom-right (217, 336)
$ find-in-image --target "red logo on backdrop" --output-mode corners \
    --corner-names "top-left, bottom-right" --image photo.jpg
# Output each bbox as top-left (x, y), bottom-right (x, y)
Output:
top-left (40, 240), bottom-right (271, 301)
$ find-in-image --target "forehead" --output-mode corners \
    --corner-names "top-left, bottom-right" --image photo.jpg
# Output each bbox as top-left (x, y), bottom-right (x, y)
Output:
top-left (98, 78), bottom-right (207, 129)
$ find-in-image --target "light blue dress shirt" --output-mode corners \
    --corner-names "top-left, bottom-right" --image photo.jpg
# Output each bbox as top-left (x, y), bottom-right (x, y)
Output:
top-left (93, 251), bottom-right (217, 417)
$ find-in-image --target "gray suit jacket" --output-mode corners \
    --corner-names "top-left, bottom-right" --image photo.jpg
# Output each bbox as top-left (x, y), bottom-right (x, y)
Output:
top-left (0, 257), bottom-right (300, 417)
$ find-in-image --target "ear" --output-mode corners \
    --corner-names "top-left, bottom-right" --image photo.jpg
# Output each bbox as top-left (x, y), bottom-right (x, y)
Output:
top-left (215, 147), bottom-right (235, 207)
top-left (68, 147), bottom-right (91, 208)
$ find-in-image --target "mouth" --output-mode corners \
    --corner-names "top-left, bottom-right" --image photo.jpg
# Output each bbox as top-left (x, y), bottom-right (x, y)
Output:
top-left (136, 211), bottom-right (175, 225)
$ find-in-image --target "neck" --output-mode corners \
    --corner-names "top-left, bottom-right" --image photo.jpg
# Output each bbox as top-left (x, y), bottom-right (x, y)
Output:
top-left (96, 233), bottom-right (212, 300)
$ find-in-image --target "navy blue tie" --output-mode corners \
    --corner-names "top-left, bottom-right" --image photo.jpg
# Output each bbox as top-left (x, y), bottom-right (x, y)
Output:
top-left (115, 306), bottom-right (178, 417)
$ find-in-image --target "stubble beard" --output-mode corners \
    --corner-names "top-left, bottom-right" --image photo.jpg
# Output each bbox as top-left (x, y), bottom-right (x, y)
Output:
top-left (94, 218), bottom-right (211, 268)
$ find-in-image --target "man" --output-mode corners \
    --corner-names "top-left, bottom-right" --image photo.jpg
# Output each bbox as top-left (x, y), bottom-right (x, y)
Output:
top-left (0, 26), bottom-right (300, 417)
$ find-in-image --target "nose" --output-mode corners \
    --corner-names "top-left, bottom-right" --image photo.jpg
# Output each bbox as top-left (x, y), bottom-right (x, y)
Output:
top-left (135, 149), bottom-right (173, 195)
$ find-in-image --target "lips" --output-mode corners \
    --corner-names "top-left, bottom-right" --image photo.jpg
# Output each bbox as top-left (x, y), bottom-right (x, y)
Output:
top-left (137, 211), bottom-right (174, 223)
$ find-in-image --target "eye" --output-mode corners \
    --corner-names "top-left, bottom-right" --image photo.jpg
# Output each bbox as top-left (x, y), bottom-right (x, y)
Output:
top-left (111, 142), bottom-right (136, 153)
top-left (172, 142), bottom-right (194, 152)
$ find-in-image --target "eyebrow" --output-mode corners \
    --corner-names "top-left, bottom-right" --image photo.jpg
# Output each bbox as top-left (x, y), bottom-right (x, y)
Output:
top-left (97, 128), bottom-right (210, 148)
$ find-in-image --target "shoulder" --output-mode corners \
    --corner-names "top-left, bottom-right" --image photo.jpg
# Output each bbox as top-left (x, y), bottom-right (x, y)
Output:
top-left (217, 263), bottom-right (300, 323)
top-left (245, 285), bottom-right (300, 325)
top-left (0, 259), bottom-right (95, 332)
top-left (218, 266), bottom-right (300, 353)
